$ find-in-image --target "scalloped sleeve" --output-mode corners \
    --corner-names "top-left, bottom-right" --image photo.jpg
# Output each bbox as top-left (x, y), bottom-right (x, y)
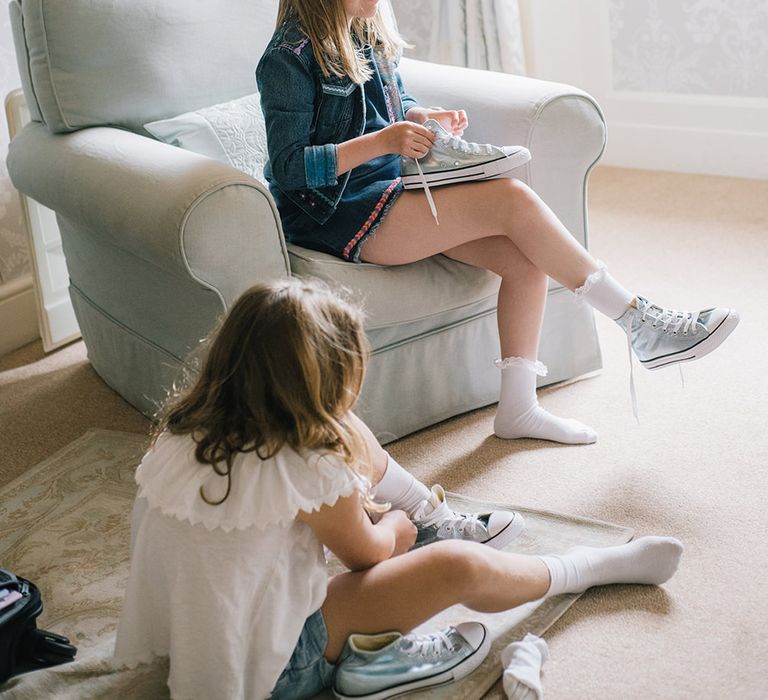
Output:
top-left (135, 433), bottom-right (367, 533)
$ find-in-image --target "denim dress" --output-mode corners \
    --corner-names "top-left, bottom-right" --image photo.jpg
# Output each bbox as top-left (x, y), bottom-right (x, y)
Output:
top-left (257, 23), bottom-right (416, 263)
top-left (278, 44), bottom-right (403, 262)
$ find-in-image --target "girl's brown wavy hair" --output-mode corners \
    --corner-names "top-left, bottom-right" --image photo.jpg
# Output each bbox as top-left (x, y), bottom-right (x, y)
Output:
top-left (155, 278), bottom-right (379, 508)
top-left (276, 0), bottom-right (409, 84)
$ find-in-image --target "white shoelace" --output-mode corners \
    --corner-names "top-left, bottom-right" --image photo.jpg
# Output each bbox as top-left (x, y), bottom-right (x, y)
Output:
top-left (402, 630), bottom-right (455, 658)
top-left (414, 498), bottom-right (485, 539)
top-left (625, 300), bottom-right (695, 422)
top-left (637, 299), bottom-right (700, 335)
top-left (446, 135), bottom-right (494, 156)
top-left (414, 131), bottom-right (495, 226)
top-left (414, 156), bottom-right (439, 225)
top-left (439, 512), bottom-right (483, 538)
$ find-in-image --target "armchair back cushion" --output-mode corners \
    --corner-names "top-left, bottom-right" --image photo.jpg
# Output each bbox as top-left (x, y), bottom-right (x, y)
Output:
top-left (10, 0), bottom-right (279, 134)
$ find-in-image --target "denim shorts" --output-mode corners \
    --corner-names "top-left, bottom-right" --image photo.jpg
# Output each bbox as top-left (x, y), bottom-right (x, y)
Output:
top-left (271, 609), bottom-right (339, 699)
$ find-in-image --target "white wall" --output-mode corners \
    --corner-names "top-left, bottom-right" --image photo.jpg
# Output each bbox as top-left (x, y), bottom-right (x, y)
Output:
top-left (520, 0), bottom-right (768, 179)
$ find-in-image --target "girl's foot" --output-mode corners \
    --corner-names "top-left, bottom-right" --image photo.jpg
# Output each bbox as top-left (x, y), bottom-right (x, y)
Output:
top-left (615, 297), bottom-right (740, 370)
top-left (494, 357), bottom-right (598, 444)
top-left (333, 622), bottom-right (490, 699)
top-left (573, 265), bottom-right (740, 369)
top-left (410, 485), bottom-right (525, 550)
top-left (539, 535), bottom-right (684, 596)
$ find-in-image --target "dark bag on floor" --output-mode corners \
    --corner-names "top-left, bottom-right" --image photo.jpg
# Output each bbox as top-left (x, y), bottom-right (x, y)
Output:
top-left (0, 569), bottom-right (77, 685)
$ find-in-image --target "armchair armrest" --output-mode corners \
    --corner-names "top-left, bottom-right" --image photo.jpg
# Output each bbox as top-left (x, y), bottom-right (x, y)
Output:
top-left (7, 123), bottom-right (290, 305)
top-left (398, 58), bottom-right (606, 249)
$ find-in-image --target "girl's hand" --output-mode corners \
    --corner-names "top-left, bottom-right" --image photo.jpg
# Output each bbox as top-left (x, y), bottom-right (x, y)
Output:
top-left (378, 121), bottom-right (436, 159)
top-left (429, 109), bottom-right (468, 136)
top-left (299, 492), bottom-right (415, 571)
top-left (378, 509), bottom-right (418, 556)
top-left (407, 107), bottom-right (469, 136)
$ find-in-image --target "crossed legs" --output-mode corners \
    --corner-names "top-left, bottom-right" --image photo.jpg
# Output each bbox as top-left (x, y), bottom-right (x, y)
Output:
top-left (361, 179), bottom-right (605, 443)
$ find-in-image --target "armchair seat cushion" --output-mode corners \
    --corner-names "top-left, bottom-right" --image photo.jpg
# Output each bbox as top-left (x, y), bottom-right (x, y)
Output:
top-left (287, 245), bottom-right (501, 345)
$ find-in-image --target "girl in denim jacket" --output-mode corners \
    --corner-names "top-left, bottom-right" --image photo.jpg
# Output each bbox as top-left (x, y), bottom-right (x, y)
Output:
top-left (257, 0), bottom-right (738, 447)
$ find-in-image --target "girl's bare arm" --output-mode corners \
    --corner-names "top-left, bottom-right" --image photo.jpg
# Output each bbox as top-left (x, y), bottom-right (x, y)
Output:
top-left (336, 122), bottom-right (436, 176)
top-left (298, 492), bottom-right (416, 572)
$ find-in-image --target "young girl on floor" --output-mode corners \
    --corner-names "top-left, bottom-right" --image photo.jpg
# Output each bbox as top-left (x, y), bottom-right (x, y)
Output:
top-left (114, 279), bottom-right (683, 699)
top-left (256, 0), bottom-right (738, 445)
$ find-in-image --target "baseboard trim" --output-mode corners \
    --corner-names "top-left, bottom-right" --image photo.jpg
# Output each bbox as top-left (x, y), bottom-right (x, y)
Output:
top-left (602, 123), bottom-right (768, 180)
top-left (0, 274), bottom-right (40, 357)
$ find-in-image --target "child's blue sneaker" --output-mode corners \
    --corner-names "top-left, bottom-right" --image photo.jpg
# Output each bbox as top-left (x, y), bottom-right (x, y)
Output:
top-left (333, 622), bottom-right (490, 699)
top-left (401, 119), bottom-right (531, 224)
top-left (411, 485), bottom-right (524, 551)
top-left (401, 119), bottom-right (530, 189)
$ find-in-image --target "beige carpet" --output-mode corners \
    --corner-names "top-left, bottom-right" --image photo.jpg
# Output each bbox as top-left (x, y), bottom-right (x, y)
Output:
top-left (1, 166), bottom-right (767, 698)
top-left (0, 429), bottom-right (632, 699)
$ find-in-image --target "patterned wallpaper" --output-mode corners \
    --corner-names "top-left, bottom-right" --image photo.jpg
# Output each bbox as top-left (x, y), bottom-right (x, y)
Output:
top-left (610, 0), bottom-right (768, 97)
top-left (0, 10), bottom-right (29, 285)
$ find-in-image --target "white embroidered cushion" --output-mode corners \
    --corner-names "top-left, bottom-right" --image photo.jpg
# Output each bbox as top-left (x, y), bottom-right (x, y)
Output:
top-left (144, 93), bottom-right (268, 183)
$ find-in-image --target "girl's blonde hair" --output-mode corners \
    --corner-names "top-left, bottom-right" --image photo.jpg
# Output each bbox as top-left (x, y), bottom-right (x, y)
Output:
top-left (276, 0), bottom-right (409, 83)
top-left (156, 278), bottom-right (383, 511)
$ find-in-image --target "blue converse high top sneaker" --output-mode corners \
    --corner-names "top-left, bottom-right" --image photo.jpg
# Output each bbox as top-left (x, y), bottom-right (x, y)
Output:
top-left (333, 622), bottom-right (490, 699)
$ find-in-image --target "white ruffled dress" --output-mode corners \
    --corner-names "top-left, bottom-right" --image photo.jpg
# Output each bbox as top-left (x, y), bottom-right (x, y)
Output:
top-left (113, 432), bottom-right (365, 700)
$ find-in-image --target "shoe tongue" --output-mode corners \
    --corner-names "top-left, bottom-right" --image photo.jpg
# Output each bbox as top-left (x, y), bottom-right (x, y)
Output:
top-left (414, 485), bottom-right (451, 525)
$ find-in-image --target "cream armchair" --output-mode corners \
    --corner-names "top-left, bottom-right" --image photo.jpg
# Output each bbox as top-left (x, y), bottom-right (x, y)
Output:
top-left (6, 0), bottom-right (604, 441)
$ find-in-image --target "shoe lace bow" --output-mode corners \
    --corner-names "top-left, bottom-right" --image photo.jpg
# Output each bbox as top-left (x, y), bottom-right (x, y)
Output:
top-left (402, 630), bottom-right (455, 658)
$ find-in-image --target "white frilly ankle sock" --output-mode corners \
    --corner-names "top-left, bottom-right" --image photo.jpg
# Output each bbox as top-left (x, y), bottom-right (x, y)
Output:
top-left (574, 263), bottom-right (635, 320)
top-left (539, 536), bottom-right (684, 597)
top-left (493, 357), bottom-right (597, 444)
top-left (369, 454), bottom-right (431, 516)
top-left (501, 633), bottom-right (549, 700)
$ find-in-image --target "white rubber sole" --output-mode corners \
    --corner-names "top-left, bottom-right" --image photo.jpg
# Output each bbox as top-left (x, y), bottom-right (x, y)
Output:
top-left (484, 512), bottom-right (526, 551)
top-left (642, 309), bottom-right (740, 370)
top-left (333, 624), bottom-right (491, 700)
top-left (401, 148), bottom-right (531, 190)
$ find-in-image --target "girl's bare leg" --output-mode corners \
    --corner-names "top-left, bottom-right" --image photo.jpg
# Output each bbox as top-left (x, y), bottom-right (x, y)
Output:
top-left (361, 179), bottom-right (599, 291)
top-left (362, 180), bottom-right (599, 443)
top-left (441, 236), bottom-right (548, 359)
top-left (322, 541), bottom-right (550, 661)
top-left (321, 536), bottom-right (683, 661)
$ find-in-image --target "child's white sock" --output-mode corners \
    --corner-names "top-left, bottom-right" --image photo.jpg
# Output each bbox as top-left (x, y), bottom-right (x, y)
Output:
top-left (539, 536), bottom-right (684, 597)
top-left (370, 454), bottom-right (431, 516)
top-left (574, 264), bottom-right (635, 320)
top-left (501, 633), bottom-right (549, 700)
top-left (493, 357), bottom-right (597, 444)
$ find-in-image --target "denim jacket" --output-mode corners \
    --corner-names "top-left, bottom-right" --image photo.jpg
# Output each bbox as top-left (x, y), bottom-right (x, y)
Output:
top-left (256, 20), bottom-right (419, 225)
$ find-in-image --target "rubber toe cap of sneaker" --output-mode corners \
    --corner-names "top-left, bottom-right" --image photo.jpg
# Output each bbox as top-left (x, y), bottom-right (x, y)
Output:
top-left (501, 145), bottom-right (531, 163)
top-left (487, 510), bottom-right (523, 538)
top-left (703, 307), bottom-right (739, 332)
top-left (454, 622), bottom-right (487, 651)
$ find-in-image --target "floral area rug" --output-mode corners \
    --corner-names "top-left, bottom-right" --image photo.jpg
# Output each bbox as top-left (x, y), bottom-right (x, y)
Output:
top-left (0, 429), bottom-right (633, 699)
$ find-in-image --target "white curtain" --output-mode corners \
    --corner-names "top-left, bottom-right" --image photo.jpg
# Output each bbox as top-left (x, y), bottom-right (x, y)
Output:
top-left (391, 0), bottom-right (526, 75)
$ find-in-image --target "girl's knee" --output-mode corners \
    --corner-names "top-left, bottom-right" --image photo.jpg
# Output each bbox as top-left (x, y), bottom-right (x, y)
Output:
top-left (426, 541), bottom-right (488, 592)
top-left (484, 178), bottom-right (539, 224)
top-left (506, 178), bottom-right (538, 205)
